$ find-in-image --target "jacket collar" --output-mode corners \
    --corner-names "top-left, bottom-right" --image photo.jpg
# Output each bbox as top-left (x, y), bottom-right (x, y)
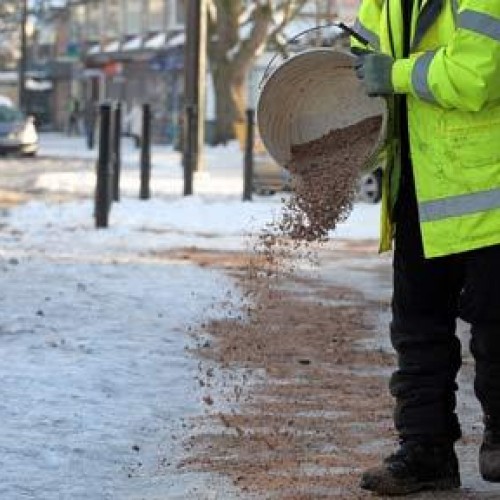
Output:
top-left (411, 0), bottom-right (444, 50)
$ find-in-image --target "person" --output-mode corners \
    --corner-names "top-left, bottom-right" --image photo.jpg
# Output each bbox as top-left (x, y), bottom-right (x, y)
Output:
top-left (126, 101), bottom-right (142, 148)
top-left (83, 100), bottom-right (97, 150)
top-left (352, 0), bottom-right (500, 495)
top-left (67, 96), bottom-right (80, 136)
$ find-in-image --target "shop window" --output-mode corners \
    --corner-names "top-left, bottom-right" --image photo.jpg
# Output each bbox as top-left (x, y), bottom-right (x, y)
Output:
top-left (167, 0), bottom-right (185, 28)
top-left (125, 0), bottom-right (144, 35)
top-left (86, 1), bottom-right (102, 41)
top-left (149, 0), bottom-right (165, 32)
top-left (105, 0), bottom-right (121, 38)
top-left (176, 0), bottom-right (186, 25)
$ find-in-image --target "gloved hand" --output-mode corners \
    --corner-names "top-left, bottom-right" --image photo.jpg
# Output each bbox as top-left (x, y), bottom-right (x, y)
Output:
top-left (354, 52), bottom-right (394, 97)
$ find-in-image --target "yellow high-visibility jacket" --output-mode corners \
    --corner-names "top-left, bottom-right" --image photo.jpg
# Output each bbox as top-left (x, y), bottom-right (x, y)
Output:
top-left (353, 0), bottom-right (500, 258)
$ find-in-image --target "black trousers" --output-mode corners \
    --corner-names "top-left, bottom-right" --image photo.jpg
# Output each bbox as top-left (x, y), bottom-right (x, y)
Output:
top-left (390, 168), bottom-right (500, 442)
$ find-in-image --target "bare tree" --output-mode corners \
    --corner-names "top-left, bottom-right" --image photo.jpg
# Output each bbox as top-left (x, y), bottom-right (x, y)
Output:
top-left (208, 0), bottom-right (310, 145)
top-left (0, 1), bottom-right (21, 67)
top-left (0, 0), bottom-right (63, 69)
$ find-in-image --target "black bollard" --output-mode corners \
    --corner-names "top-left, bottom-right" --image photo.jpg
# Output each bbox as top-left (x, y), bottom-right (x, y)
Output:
top-left (243, 108), bottom-right (255, 201)
top-left (183, 105), bottom-right (194, 196)
top-left (95, 103), bottom-right (113, 228)
top-left (139, 103), bottom-right (151, 200)
top-left (112, 103), bottom-right (122, 202)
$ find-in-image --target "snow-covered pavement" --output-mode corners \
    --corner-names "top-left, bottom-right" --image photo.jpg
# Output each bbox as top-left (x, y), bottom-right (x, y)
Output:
top-left (37, 133), bottom-right (246, 197)
top-left (0, 256), bottom-right (236, 499)
top-left (0, 134), bottom-right (381, 499)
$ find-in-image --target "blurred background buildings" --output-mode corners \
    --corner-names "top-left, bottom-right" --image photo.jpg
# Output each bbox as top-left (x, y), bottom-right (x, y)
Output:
top-left (0, 0), bottom-right (359, 144)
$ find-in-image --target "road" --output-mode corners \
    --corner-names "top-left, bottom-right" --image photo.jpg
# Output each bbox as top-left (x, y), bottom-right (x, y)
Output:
top-left (0, 156), bottom-right (91, 206)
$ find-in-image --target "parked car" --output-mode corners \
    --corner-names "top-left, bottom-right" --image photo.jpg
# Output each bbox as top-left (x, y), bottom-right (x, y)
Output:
top-left (358, 167), bottom-right (383, 204)
top-left (0, 104), bottom-right (38, 156)
top-left (248, 117), bottom-right (383, 201)
top-left (253, 154), bottom-right (383, 204)
top-left (0, 95), bottom-right (13, 107)
top-left (253, 153), bottom-right (292, 195)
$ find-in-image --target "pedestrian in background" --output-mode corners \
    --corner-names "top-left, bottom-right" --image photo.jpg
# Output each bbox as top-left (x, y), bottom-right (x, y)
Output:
top-left (353, 0), bottom-right (500, 495)
top-left (67, 96), bottom-right (80, 136)
top-left (125, 101), bottom-right (142, 149)
top-left (83, 100), bottom-right (97, 150)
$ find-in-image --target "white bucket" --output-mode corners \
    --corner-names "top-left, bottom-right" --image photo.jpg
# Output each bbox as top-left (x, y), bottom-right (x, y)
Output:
top-left (257, 48), bottom-right (387, 173)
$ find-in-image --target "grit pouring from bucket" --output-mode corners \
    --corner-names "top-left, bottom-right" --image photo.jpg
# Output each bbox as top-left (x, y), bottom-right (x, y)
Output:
top-left (256, 35), bottom-right (388, 239)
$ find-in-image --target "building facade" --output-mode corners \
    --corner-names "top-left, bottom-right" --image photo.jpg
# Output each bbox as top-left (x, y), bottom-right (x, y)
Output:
top-left (31, 0), bottom-right (359, 141)
top-left (64, 0), bottom-right (186, 142)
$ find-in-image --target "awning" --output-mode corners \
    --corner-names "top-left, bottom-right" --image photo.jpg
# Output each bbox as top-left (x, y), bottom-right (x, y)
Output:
top-left (104, 40), bottom-right (120, 53)
top-left (26, 78), bottom-right (53, 91)
top-left (122, 36), bottom-right (142, 51)
top-left (87, 43), bottom-right (101, 55)
top-left (165, 32), bottom-right (185, 49)
top-left (144, 32), bottom-right (166, 49)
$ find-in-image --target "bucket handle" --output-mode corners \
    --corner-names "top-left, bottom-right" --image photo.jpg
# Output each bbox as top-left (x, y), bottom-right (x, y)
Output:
top-left (259, 22), bottom-right (369, 89)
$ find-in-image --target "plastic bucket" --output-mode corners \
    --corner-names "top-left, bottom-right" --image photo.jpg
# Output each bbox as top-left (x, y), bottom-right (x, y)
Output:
top-left (257, 48), bottom-right (387, 173)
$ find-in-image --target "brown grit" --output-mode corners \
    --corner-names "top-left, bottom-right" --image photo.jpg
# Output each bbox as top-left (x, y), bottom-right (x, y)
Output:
top-left (256, 115), bottom-right (383, 273)
top-left (286, 115), bottom-right (382, 241)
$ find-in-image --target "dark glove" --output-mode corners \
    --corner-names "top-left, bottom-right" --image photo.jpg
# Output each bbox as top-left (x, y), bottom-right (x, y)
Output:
top-left (354, 52), bottom-right (394, 96)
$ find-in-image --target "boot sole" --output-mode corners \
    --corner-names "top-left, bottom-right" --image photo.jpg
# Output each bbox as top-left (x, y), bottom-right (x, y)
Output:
top-left (361, 476), bottom-right (461, 496)
top-left (480, 472), bottom-right (500, 483)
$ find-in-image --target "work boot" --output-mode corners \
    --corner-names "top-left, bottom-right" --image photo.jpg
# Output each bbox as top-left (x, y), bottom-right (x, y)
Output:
top-left (480, 417), bottom-right (500, 482)
top-left (360, 439), bottom-right (461, 496)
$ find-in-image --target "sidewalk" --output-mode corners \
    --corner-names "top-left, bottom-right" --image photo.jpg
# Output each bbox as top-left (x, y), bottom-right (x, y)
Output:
top-left (0, 200), bottom-right (247, 499)
top-left (179, 241), bottom-right (500, 498)
top-left (37, 133), bottom-right (246, 197)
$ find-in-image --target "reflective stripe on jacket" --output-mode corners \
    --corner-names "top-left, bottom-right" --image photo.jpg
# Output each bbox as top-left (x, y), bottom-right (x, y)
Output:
top-left (354, 0), bottom-right (500, 258)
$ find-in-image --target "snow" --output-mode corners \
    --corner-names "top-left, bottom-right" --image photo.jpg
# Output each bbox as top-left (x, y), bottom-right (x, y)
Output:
top-left (0, 257), bottom-right (235, 498)
top-left (0, 133), bottom-right (380, 498)
top-left (34, 133), bottom-right (380, 243)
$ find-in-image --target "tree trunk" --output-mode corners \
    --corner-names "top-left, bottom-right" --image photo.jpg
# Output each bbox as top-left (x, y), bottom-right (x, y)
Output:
top-left (211, 63), bottom-right (249, 146)
top-left (208, 1), bottom-right (305, 145)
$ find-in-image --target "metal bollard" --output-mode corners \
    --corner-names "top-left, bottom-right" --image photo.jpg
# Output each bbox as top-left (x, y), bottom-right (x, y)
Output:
top-left (95, 103), bottom-right (113, 228)
top-left (139, 103), bottom-right (151, 200)
top-left (183, 105), bottom-right (194, 196)
top-left (112, 103), bottom-right (122, 202)
top-left (243, 108), bottom-right (255, 201)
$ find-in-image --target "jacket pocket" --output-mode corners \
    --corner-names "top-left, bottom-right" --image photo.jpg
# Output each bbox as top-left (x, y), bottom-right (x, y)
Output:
top-left (441, 107), bottom-right (500, 169)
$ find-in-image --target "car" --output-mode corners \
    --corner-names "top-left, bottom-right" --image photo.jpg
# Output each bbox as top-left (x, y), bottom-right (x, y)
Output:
top-left (0, 104), bottom-right (38, 156)
top-left (0, 95), bottom-right (13, 107)
top-left (358, 167), bottom-right (383, 204)
top-left (253, 153), bottom-right (292, 195)
top-left (253, 155), bottom-right (383, 204)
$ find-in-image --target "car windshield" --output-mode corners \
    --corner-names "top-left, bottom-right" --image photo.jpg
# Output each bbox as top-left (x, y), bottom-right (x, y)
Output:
top-left (0, 105), bottom-right (24, 123)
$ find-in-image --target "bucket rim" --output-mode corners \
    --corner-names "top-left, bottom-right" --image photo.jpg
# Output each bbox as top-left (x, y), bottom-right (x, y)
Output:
top-left (258, 46), bottom-right (355, 91)
top-left (256, 47), bottom-right (388, 173)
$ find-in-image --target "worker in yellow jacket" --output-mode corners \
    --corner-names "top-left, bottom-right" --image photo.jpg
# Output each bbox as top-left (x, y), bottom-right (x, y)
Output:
top-left (353, 0), bottom-right (500, 495)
